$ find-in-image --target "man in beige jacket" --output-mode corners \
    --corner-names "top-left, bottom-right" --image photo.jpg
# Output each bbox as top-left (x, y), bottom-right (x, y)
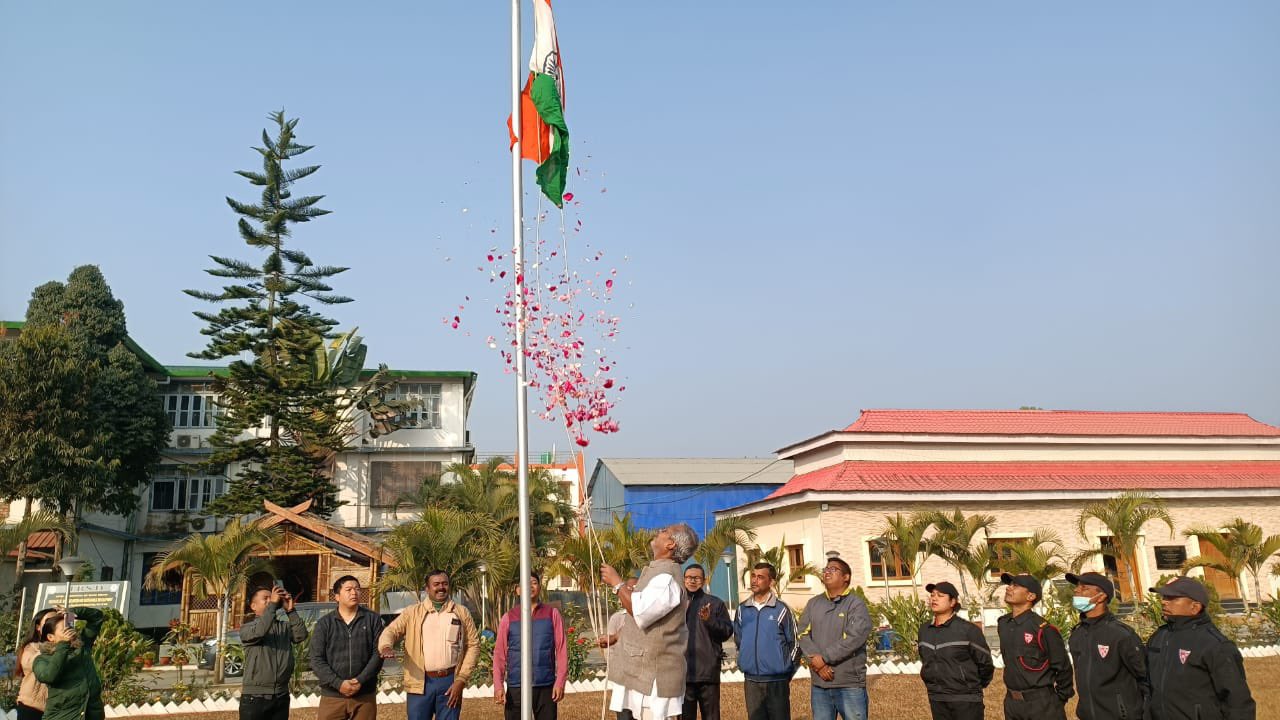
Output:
top-left (379, 570), bottom-right (480, 720)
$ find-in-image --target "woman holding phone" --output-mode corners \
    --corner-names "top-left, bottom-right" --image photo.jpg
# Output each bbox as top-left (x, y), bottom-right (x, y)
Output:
top-left (32, 607), bottom-right (106, 720)
top-left (16, 609), bottom-right (57, 720)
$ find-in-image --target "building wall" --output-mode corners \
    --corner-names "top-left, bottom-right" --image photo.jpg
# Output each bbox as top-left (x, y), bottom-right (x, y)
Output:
top-left (588, 465), bottom-right (626, 527)
top-left (736, 497), bottom-right (1280, 612)
top-left (621, 485), bottom-right (779, 533)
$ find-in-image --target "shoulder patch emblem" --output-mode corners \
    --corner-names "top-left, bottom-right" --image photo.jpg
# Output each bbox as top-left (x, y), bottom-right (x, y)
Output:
top-left (1179, 649), bottom-right (1191, 664)
top-left (1097, 644), bottom-right (1109, 659)
top-left (1024, 632), bottom-right (1034, 644)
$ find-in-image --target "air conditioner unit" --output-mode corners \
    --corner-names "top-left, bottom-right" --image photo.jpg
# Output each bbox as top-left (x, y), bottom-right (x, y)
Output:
top-left (176, 434), bottom-right (195, 448)
top-left (189, 517), bottom-right (207, 531)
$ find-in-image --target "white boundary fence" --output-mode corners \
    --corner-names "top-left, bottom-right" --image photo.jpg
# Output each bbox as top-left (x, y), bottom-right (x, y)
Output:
top-left (4, 644), bottom-right (1277, 719)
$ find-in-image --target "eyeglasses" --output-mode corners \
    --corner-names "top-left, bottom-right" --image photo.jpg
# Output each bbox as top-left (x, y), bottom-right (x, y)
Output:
top-left (683, 576), bottom-right (704, 582)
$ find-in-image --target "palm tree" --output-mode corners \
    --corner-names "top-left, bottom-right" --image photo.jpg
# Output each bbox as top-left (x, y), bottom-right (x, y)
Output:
top-left (1183, 518), bottom-right (1280, 613)
top-left (693, 516), bottom-right (759, 583)
top-left (876, 512), bottom-right (932, 598)
top-left (0, 510), bottom-right (76, 587)
top-left (996, 529), bottom-right (1069, 583)
top-left (744, 536), bottom-right (822, 589)
top-left (392, 471), bottom-right (451, 519)
top-left (544, 514), bottom-right (651, 641)
top-left (145, 517), bottom-right (280, 683)
top-left (374, 506), bottom-right (503, 601)
top-left (595, 513), bottom-right (654, 578)
top-left (1075, 492), bottom-right (1175, 605)
top-left (921, 510), bottom-right (997, 612)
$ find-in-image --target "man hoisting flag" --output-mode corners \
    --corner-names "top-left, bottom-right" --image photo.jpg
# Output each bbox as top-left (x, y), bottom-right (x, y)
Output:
top-left (509, 0), bottom-right (569, 207)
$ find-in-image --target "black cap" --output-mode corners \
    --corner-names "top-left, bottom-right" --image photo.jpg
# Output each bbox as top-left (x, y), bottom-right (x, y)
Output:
top-left (1065, 572), bottom-right (1115, 600)
top-left (1149, 577), bottom-right (1209, 607)
top-left (925, 581), bottom-right (959, 599)
top-left (1000, 572), bottom-right (1042, 601)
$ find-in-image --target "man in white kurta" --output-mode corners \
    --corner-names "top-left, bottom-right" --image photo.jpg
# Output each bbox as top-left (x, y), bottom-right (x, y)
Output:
top-left (601, 524), bottom-right (701, 720)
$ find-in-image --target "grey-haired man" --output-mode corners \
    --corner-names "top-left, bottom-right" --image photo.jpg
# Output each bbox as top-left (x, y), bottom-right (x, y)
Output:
top-left (600, 523), bottom-right (700, 720)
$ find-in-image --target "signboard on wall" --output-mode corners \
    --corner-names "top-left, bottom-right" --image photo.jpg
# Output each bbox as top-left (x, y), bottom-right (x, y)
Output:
top-left (34, 581), bottom-right (130, 618)
top-left (1153, 545), bottom-right (1188, 570)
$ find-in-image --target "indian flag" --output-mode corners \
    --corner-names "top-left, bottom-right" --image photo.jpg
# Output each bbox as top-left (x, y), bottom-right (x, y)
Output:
top-left (509, 0), bottom-right (569, 207)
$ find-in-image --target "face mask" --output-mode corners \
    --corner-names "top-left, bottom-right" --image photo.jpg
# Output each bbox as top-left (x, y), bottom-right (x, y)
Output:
top-left (1072, 596), bottom-right (1097, 613)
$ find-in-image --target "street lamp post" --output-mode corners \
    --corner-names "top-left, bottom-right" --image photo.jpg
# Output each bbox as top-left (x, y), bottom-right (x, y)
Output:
top-left (479, 562), bottom-right (488, 630)
top-left (721, 549), bottom-right (736, 609)
top-left (57, 556), bottom-right (87, 610)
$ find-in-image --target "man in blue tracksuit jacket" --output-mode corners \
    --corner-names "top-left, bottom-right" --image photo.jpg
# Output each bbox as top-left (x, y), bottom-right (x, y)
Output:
top-left (733, 563), bottom-right (799, 720)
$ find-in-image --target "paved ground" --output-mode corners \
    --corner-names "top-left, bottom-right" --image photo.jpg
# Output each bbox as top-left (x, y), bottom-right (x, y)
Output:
top-left (152, 656), bottom-right (1280, 720)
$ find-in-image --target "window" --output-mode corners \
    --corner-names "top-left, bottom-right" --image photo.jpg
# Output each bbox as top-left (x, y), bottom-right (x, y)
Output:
top-left (787, 544), bottom-right (806, 580)
top-left (150, 466), bottom-right (226, 512)
top-left (988, 537), bottom-right (1033, 579)
top-left (392, 383), bottom-right (442, 429)
top-left (371, 460), bottom-right (443, 507)
top-left (140, 552), bottom-right (183, 605)
top-left (868, 540), bottom-right (912, 581)
top-left (161, 386), bottom-right (219, 429)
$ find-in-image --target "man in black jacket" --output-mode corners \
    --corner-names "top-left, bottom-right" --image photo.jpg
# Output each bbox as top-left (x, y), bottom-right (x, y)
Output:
top-left (996, 573), bottom-right (1073, 720)
top-left (918, 581), bottom-right (993, 720)
top-left (681, 564), bottom-right (732, 720)
top-left (1066, 572), bottom-right (1148, 720)
top-left (311, 576), bottom-right (386, 720)
top-left (1146, 577), bottom-right (1255, 720)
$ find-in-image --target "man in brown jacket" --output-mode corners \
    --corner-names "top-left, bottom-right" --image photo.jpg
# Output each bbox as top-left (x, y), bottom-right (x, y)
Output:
top-left (379, 570), bottom-right (481, 720)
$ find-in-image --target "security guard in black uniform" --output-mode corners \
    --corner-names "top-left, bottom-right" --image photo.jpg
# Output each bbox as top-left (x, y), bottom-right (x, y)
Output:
top-left (1146, 576), bottom-right (1255, 720)
top-left (996, 573), bottom-right (1073, 720)
top-left (918, 581), bottom-right (994, 720)
top-left (1066, 572), bottom-right (1148, 720)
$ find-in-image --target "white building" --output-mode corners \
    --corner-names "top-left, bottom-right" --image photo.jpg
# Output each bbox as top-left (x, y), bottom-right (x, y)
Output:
top-left (0, 322), bottom-right (477, 632)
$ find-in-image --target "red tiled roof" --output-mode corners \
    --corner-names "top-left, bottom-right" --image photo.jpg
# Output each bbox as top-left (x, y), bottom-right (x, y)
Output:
top-left (841, 410), bottom-right (1280, 437)
top-left (765, 461), bottom-right (1280, 499)
top-left (24, 531), bottom-right (59, 548)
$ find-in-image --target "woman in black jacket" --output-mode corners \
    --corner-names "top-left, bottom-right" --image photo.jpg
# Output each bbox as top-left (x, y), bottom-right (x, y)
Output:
top-left (917, 581), bottom-right (994, 720)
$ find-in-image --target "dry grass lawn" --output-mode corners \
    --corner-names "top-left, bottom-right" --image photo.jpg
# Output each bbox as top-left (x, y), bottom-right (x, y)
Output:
top-left (167, 656), bottom-right (1280, 719)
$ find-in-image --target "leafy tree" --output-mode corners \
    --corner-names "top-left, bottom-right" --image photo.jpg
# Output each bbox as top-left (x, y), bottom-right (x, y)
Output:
top-left (1075, 492), bottom-right (1175, 607)
top-left (186, 111), bottom-right (357, 517)
top-left (1183, 518), bottom-right (1280, 614)
top-left (0, 267), bottom-right (169, 534)
top-left (146, 517), bottom-right (280, 683)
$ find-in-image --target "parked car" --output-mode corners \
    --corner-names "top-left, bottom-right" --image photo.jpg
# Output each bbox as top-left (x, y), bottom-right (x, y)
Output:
top-left (198, 602), bottom-right (400, 678)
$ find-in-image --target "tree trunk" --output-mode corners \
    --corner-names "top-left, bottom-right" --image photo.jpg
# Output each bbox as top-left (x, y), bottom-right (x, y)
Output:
top-left (14, 539), bottom-right (28, 589)
top-left (214, 593), bottom-right (229, 684)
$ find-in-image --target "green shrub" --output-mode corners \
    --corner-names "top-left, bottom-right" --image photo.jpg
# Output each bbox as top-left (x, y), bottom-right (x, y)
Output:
top-left (91, 609), bottom-right (153, 691)
top-left (1037, 592), bottom-right (1079, 638)
top-left (467, 632), bottom-right (496, 688)
top-left (867, 594), bottom-right (932, 661)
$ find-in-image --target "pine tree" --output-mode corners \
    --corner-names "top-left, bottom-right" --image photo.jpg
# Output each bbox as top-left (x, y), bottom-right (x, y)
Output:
top-left (186, 110), bottom-right (354, 517)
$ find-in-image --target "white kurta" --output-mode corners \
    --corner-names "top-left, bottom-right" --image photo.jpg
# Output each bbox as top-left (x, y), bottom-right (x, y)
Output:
top-left (607, 572), bottom-right (684, 719)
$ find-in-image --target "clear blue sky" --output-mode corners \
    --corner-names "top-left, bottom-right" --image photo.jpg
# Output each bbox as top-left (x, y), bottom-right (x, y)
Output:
top-left (3, 2), bottom-right (1278, 458)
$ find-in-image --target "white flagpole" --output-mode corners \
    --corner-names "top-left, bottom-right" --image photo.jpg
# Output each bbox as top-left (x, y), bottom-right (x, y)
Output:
top-left (511, 0), bottom-right (534, 717)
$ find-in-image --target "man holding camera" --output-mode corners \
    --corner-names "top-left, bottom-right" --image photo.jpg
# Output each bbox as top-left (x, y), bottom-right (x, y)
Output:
top-left (240, 584), bottom-right (309, 720)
